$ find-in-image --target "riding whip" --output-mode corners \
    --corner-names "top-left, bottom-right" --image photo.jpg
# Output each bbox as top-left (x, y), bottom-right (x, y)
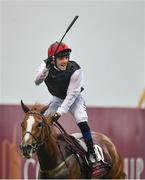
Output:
top-left (54, 15), bottom-right (79, 56)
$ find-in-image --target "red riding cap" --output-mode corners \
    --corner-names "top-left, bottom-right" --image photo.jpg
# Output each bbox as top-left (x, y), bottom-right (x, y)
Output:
top-left (48, 41), bottom-right (71, 58)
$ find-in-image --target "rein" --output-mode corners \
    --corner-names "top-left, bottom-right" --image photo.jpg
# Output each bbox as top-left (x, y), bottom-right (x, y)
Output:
top-left (54, 121), bottom-right (86, 159)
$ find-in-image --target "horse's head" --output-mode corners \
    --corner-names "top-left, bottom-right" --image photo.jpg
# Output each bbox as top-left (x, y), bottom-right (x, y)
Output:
top-left (20, 100), bottom-right (52, 159)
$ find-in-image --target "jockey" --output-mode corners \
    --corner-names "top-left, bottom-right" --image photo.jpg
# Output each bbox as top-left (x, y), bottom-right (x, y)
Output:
top-left (35, 41), bottom-right (98, 166)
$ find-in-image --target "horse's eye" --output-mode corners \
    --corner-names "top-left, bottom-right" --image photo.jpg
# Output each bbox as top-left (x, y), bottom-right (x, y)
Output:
top-left (37, 122), bottom-right (43, 128)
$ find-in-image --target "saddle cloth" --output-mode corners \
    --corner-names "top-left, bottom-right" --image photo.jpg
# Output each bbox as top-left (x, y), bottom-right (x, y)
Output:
top-left (70, 133), bottom-right (111, 178)
top-left (70, 133), bottom-right (105, 162)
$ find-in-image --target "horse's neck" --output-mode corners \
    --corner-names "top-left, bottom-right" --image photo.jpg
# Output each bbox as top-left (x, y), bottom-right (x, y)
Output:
top-left (37, 128), bottom-right (61, 171)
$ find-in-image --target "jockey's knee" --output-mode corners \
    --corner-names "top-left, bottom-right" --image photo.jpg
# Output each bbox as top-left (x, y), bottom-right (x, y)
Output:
top-left (76, 117), bottom-right (88, 124)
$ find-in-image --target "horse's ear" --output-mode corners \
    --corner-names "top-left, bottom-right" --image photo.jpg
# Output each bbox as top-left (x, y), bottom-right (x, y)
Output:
top-left (21, 100), bottom-right (30, 113)
top-left (40, 104), bottom-right (49, 115)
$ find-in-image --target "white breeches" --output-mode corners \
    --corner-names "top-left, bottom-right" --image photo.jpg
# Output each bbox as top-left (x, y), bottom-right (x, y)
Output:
top-left (45, 94), bottom-right (88, 124)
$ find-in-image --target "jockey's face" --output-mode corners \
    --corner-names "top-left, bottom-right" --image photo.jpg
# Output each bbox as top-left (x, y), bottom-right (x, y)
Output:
top-left (56, 56), bottom-right (69, 71)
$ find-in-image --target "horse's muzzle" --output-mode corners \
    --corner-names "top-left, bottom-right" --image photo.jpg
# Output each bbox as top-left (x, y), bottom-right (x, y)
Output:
top-left (20, 143), bottom-right (34, 159)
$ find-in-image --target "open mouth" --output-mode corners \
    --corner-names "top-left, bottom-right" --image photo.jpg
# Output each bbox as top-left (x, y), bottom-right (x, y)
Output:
top-left (59, 64), bottom-right (67, 70)
top-left (61, 64), bottom-right (67, 67)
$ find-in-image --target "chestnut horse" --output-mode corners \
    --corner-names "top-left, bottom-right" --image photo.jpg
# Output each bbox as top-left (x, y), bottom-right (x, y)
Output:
top-left (20, 100), bottom-right (126, 179)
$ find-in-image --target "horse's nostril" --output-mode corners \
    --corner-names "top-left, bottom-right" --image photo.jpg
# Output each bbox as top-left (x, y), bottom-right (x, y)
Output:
top-left (26, 144), bottom-right (32, 150)
top-left (20, 144), bottom-right (32, 152)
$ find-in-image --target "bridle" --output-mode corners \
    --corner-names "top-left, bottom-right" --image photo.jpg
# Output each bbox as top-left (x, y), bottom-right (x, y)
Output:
top-left (20, 111), bottom-right (51, 153)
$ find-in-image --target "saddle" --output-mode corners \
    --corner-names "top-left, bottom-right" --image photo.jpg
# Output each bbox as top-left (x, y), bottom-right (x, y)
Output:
top-left (55, 122), bottom-right (111, 178)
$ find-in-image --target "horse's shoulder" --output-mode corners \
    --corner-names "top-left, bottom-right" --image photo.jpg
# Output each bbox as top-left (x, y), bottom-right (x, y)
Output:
top-left (56, 134), bottom-right (70, 146)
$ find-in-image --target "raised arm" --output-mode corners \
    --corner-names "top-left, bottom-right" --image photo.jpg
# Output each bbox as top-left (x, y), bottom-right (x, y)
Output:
top-left (34, 61), bottom-right (49, 85)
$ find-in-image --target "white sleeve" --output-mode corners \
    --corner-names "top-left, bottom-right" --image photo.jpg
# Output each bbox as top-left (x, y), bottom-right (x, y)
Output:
top-left (57, 69), bottom-right (83, 115)
top-left (34, 61), bottom-right (49, 85)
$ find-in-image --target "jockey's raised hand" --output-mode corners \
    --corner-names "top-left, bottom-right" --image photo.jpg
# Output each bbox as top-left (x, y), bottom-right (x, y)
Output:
top-left (45, 56), bottom-right (54, 69)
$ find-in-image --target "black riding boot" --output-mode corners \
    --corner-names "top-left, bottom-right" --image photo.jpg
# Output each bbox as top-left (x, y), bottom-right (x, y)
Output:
top-left (78, 122), bottom-right (97, 165)
top-left (85, 139), bottom-right (97, 165)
